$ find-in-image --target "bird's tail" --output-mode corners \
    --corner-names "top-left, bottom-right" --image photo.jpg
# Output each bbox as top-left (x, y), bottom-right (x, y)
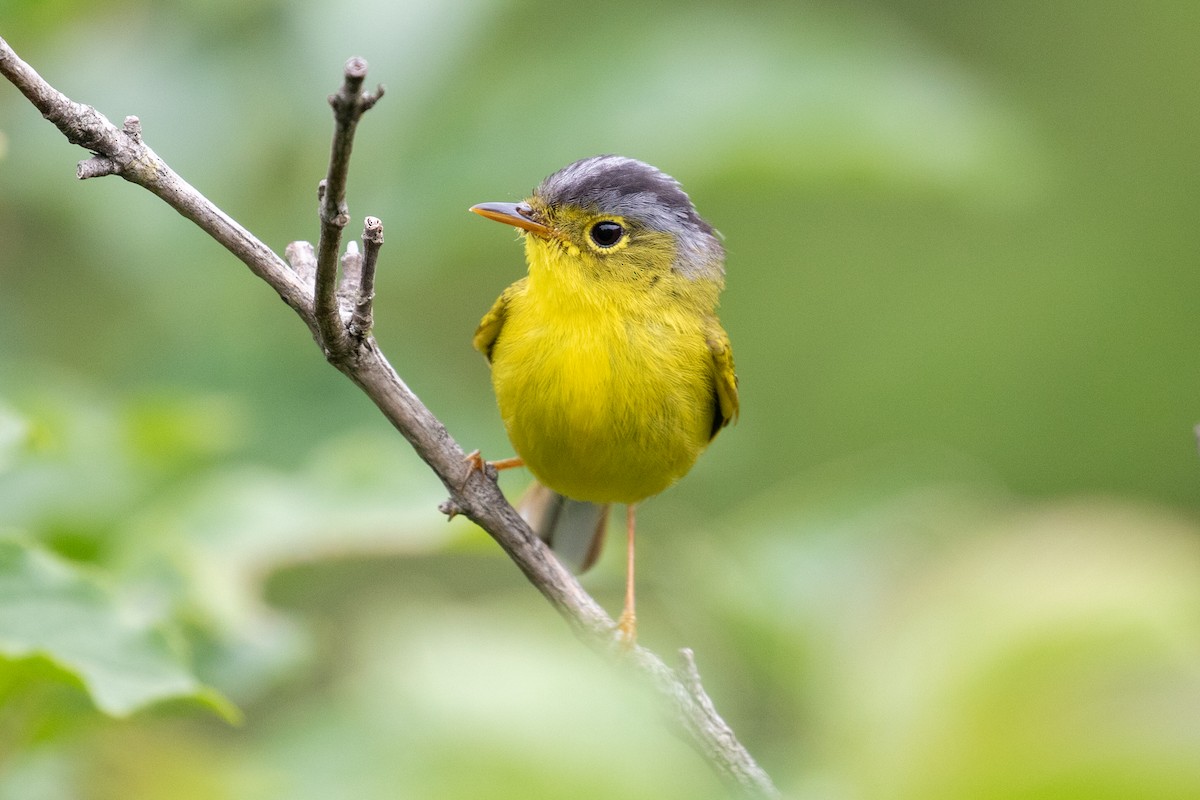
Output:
top-left (517, 482), bottom-right (609, 574)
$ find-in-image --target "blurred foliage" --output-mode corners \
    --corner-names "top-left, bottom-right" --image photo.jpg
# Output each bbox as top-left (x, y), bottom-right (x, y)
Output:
top-left (2, 0), bottom-right (1199, 797)
top-left (0, 538), bottom-right (237, 721)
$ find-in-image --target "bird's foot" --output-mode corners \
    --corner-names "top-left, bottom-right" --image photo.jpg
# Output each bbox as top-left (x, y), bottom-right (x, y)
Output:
top-left (460, 450), bottom-right (524, 491)
top-left (616, 609), bottom-right (638, 650)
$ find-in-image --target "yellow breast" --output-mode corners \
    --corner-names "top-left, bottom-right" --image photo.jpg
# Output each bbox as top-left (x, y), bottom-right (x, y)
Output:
top-left (489, 262), bottom-right (716, 505)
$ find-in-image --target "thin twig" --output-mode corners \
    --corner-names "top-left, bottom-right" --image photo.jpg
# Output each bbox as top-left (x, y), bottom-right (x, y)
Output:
top-left (349, 216), bottom-right (383, 338)
top-left (0, 37), bottom-right (781, 800)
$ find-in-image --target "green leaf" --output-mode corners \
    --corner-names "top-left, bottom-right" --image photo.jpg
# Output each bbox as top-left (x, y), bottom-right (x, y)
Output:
top-left (0, 539), bottom-right (239, 722)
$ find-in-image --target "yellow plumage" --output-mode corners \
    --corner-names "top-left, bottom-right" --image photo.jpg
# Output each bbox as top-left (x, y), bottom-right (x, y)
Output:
top-left (475, 231), bottom-right (736, 504)
top-left (470, 155), bottom-right (737, 640)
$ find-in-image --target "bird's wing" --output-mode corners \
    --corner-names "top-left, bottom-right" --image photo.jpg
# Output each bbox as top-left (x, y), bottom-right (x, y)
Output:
top-left (473, 278), bottom-right (527, 363)
top-left (706, 318), bottom-right (739, 439)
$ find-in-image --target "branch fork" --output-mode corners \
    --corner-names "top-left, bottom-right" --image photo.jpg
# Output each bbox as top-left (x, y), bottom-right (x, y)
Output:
top-left (0, 38), bottom-right (780, 799)
top-left (310, 58), bottom-right (386, 362)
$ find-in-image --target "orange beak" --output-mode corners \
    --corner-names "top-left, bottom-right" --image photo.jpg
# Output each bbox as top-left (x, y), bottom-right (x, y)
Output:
top-left (469, 202), bottom-right (554, 238)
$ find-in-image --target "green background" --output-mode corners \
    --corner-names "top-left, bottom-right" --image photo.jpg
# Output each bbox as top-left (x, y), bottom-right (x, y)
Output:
top-left (2, 0), bottom-right (1199, 797)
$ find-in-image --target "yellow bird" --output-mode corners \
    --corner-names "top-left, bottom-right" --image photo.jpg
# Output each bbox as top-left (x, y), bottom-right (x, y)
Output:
top-left (469, 155), bottom-right (738, 643)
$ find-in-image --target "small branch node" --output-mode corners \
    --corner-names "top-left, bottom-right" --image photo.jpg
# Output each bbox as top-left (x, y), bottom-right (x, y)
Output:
top-left (361, 84), bottom-right (385, 111)
top-left (339, 240), bottom-right (363, 309)
top-left (122, 115), bottom-right (142, 141)
top-left (438, 498), bottom-right (463, 520)
top-left (77, 157), bottom-right (121, 180)
top-left (329, 58), bottom-right (368, 119)
top-left (363, 215), bottom-right (384, 239)
top-left (344, 56), bottom-right (369, 81)
top-left (677, 648), bottom-right (711, 707)
top-left (285, 240), bottom-right (318, 285)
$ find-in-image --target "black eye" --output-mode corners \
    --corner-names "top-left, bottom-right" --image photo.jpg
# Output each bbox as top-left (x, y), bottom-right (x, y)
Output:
top-left (589, 221), bottom-right (624, 248)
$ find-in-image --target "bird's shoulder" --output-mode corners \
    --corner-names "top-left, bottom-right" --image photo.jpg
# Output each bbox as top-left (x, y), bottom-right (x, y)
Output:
top-left (473, 277), bottom-right (529, 361)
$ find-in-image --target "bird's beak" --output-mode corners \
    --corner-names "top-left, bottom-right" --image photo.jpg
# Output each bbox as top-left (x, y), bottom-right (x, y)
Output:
top-left (470, 202), bottom-right (554, 237)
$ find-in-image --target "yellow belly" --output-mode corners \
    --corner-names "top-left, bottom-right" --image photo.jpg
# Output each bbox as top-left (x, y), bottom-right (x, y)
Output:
top-left (490, 299), bottom-right (715, 505)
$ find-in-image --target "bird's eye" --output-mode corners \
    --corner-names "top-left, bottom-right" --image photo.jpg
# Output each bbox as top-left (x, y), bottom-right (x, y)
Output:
top-left (589, 221), bottom-right (624, 248)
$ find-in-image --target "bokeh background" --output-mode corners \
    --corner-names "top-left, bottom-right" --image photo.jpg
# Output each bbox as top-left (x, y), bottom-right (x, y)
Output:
top-left (2, 0), bottom-right (1200, 797)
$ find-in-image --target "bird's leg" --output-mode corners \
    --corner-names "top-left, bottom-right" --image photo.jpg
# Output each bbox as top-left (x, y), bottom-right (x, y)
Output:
top-left (617, 504), bottom-right (638, 647)
top-left (461, 449), bottom-right (524, 490)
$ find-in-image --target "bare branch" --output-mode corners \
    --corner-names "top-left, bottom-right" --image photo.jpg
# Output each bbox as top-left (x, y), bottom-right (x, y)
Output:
top-left (0, 37), bottom-right (780, 800)
top-left (313, 57), bottom-right (384, 359)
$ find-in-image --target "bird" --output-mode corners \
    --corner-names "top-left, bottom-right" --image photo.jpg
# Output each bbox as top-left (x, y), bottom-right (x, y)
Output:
top-left (468, 155), bottom-right (738, 644)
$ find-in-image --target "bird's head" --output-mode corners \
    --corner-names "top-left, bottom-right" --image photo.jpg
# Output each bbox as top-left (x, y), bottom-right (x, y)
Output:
top-left (472, 155), bottom-right (724, 298)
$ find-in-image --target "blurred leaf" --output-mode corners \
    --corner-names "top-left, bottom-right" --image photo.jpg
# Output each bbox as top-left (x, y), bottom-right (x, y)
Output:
top-left (0, 744), bottom-right (77, 800)
top-left (0, 379), bottom-right (143, 551)
top-left (0, 538), bottom-right (238, 721)
top-left (136, 430), bottom-right (450, 624)
top-left (119, 430), bottom-right (456, 702)
top-left (691, 471), bottom-right (1200, 799)
top-left (122, 392), bottom-right (246, 471)
top-left (125, 605), bottom-right (723, 800)
top-left (0, 402), bottom-right (28, 473)
top-left (843, 501), bottom-right (1200, 800)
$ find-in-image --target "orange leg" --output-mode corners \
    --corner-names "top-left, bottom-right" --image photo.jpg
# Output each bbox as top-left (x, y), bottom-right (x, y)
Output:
top-left (461, 449), bottom-right (524, 490)
top-left (616, 504), bottom-right (638, 647)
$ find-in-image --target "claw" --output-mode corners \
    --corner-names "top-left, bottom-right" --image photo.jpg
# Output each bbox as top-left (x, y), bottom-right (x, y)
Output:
top-left (616, 609), bottom-right (637, 650)
top-left (459, 450), bottom-right (524, 492)
top-left (460, 449), bottom-right (487, 492)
